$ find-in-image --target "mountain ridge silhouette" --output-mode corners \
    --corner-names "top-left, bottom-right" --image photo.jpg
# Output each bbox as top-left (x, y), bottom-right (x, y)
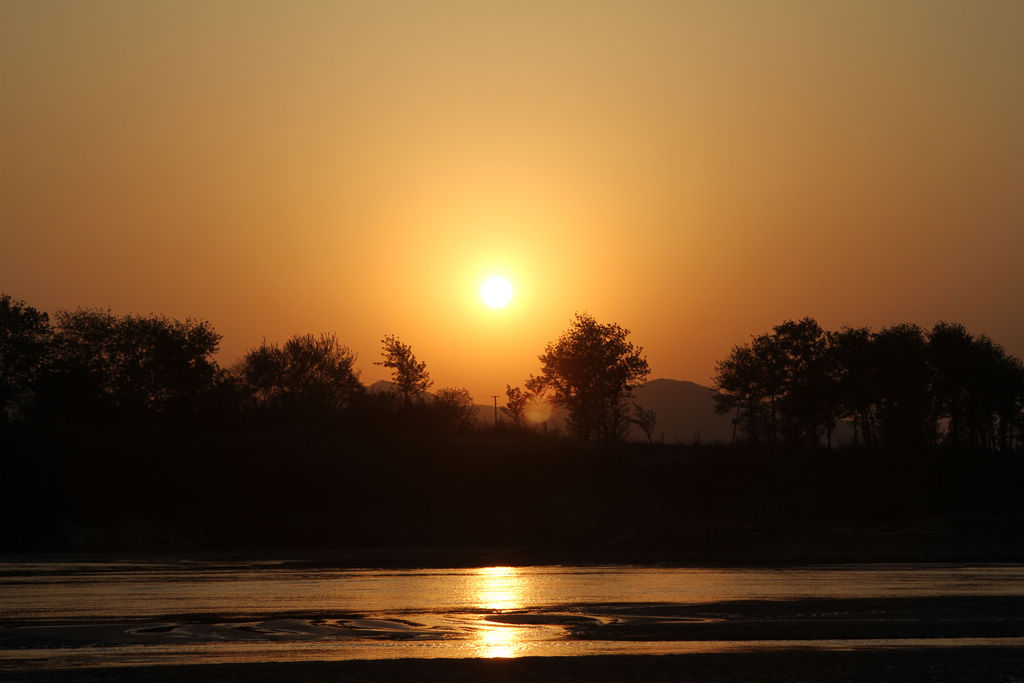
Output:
top-left (629, 378), bottom-right (733, 443)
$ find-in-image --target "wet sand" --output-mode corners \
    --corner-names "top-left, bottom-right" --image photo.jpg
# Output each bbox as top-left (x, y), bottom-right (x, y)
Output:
top-left (6, 596), bottom-right (1023, 650)
top-left (7, 650), bottom-right (1024, 683)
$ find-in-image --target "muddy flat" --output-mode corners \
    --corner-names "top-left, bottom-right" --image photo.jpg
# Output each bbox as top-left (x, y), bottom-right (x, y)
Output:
top-left (5, 650), bottom-right (1024, 683)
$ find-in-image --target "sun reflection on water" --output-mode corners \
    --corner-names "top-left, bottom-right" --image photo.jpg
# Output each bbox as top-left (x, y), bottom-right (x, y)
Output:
top-left (473, 566), bottom-right (527, 657)
top-left (475, 623), bottom-right (521, 658)
top-left (475, 566), bottom-right (525, 611)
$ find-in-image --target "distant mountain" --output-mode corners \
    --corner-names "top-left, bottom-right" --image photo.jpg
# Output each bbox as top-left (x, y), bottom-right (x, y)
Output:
top-left (367, 379), bottom-right (398, 394)
top-left (629, 378), bottom-right (855, 445)
top-left (629, 378), bottom-right (733, 444)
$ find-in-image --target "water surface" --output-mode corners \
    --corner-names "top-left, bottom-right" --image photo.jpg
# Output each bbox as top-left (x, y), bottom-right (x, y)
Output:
top-left (2, 562), bottom-right (1022, 670)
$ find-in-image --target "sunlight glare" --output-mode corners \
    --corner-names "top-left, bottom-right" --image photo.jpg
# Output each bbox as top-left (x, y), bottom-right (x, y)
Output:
top-left (524, 396), bottom-right (553, 424)
top-left (480, 277), bottom-right (514, 308)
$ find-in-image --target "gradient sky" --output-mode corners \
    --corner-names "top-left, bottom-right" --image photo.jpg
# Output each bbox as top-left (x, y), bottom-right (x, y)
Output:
top-left (3, 0), bottom-right (1022, 402)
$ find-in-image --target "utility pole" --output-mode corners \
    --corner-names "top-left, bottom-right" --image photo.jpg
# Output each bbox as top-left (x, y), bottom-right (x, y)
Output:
top-left (491, 395), bottom-right (500, 427)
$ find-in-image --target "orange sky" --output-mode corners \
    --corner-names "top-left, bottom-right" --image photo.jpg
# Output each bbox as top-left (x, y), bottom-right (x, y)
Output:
top-left (3, 1), bottom-right (1022, 403)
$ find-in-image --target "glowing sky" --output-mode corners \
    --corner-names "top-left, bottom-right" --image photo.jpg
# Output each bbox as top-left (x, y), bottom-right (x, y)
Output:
top-left (3, 1), bottom-right (1022, 402)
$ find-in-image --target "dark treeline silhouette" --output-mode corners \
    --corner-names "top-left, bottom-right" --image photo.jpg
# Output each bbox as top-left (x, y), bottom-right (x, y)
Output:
top-left (0, 298), bottom-right (653, 441)
top-left (234, 333), bottom-right (362, 424)
top-left (0, 294), bottom-right (479, 434)
top-left (714, 317), bottom-right (1024, 451)
top-left (2, 299), bottom-right (223, 426)
top-left (5, 294), bottom-right (1021, 446)
top-left (2, 294), bottom-right (1023, 559)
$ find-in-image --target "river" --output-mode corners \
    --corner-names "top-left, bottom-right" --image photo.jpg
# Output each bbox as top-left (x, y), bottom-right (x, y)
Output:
top-left (2, 561), bottom-right (1023, 671)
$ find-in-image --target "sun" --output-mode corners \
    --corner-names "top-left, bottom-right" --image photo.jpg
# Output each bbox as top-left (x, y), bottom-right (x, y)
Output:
top-left (480, 276), bottom-right (514, 308)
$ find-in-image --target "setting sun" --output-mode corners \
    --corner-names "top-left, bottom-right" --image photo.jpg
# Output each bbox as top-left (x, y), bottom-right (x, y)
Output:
top-left (480, 277), bottom-right (514, 308)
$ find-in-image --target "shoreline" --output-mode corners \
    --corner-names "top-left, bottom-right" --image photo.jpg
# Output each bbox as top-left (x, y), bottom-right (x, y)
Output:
top-left (4, 542), bottom-right (1024, 571)
top-left (7, 650), bottom-right (1024, 683)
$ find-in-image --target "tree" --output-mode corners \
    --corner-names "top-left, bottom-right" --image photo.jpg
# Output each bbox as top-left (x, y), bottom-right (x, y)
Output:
top-left (873, 323), bottom-right (935, 448)
top-left (631, 402), bottom-right (657, 444)
top-left (433, 386), bottom-right (477, 431)
top-left (714, 317), bottom-right (835, 447)
top-left (715, 317), bottom-right (1024, 451)
top-left (714, 343), bottom-right (771, 445)
top-left (927, 323), bottom-right (1024, 450)
top-left (527, 313), bottom-right (650, 441)
top-left (0, 294), bottom-right (51, 422)
top-left (772, 318), bottom-right (836, 447)
top-left (928, 322), bottom-right (977, 447)
top-left (42, 308), bottom-right (221, 420)
top-left (236, 333), bottom-right (362, 420)
top-left (990, 350), bottom-right (1024, 451)
top-left (375, 334), bottom-right (431, 404)
top-left (829, 326), bottom-right (877, 447)
top-left (502, 384), bottom-right (529, 427)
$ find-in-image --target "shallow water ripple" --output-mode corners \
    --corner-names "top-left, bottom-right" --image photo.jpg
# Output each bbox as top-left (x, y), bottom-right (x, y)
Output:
top-left (2, 562), bottom-right (1024, 670)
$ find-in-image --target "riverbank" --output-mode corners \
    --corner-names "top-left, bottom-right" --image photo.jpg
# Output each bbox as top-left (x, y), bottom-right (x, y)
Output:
top-left (4, 427), bottom-right (1022, 564)
top-left (8, 650), bottom-right (1024, 683)
top-left (5, 527), bottom-right (1024, 569)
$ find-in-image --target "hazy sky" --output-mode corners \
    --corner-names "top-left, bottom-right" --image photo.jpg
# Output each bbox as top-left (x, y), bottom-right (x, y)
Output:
top-left (3, 0), bottom-right (1022, 402)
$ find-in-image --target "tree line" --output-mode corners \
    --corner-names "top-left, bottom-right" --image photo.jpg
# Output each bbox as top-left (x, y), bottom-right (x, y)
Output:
top-left (0, 294), bottom-right (481, 432)
top-left (1, 295), bottom-right (653, 440)
top-left (4, 293), bottom-right (1022, 450)
top-left (713, 317), bottom-right (1024, 451)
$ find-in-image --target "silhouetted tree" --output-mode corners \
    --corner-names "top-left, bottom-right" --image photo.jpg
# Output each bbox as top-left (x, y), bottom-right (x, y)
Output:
top-left (527, 313), bottom-right (650, 441)
top-left (375, 334), bottom-right (431, 404)
top-left (829, 326), bottom-right (877, 447)
top-left (873, 323), bottom-right (935, 448)
top-left (718, 317), bottom-right (1024, 452)
top-left (928, 322), bottom-right (977, 447)
top-left (502, 384), bottom-right (529, 427)
top-left (714, 317), bottom-right (835, 446)
top-left (992, 351), bottom-right (1024, 451)
top-left (714, 344), bottom-right (770, 444)
top-left (631, 402), bottom-right (657, 444)
top-left (236, 333), bottom-right (362, 421)
top-left (433, 386), bottom-right (477, 431)
top-left (40, 308), bottom-right (221, 420)
top-left (771, 318), bottom-right (834, 446)
top-left (0, 294), bottom-right (51, 422)
top-left (928, 322), bottom-right (1024, 450)
top-left (969, 335), bottom-right (1019, 449)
